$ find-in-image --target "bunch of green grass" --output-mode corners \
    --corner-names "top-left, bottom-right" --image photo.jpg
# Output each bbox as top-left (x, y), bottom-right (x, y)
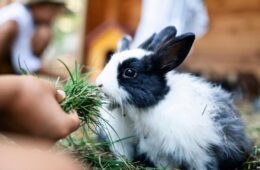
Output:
top-left (59, 61), bottom-right (103, 132)
top-left (58, 61), bottom-right (160, 169)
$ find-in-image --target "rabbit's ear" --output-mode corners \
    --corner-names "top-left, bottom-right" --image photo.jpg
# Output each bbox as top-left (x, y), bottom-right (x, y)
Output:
top-left (152, 33), bottom-right (195, 73)
top-left (117, 35), bottom-right (132, 52)
top-left (138, 33), bottom-right (156, 50)
top-left (147, 26), bottom-right (177, 51)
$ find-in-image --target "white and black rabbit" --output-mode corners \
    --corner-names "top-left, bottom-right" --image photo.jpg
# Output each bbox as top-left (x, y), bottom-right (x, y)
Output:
top-left (96, 26), bottom-right (251, 170)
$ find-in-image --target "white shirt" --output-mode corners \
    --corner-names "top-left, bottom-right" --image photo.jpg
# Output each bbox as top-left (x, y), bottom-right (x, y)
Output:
top-left (0, 2), bottom-right (41, 73)
top-left (132, 0), bottom-right (209, 47)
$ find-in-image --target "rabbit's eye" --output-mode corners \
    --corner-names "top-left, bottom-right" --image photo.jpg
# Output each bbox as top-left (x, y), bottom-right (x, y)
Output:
top-left (123, 68), bottom-right (137, 79)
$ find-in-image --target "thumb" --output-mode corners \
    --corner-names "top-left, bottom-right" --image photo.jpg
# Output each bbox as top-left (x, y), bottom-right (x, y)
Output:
top-left (54, 112), bottom-right (80, 140)
top-left (64, 111), bottom-right (80, 134)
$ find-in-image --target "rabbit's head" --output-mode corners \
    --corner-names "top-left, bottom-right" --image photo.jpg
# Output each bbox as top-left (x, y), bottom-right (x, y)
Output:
top-left (96, 26), bottom-right (195, 108)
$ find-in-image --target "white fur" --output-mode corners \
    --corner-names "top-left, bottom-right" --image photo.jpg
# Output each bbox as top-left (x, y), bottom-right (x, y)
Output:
top-left (96, 52), bottom-right (232, 170)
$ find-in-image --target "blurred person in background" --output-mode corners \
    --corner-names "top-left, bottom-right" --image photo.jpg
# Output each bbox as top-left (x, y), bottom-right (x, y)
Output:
top-left (0, 0), bottom-right (68, 78)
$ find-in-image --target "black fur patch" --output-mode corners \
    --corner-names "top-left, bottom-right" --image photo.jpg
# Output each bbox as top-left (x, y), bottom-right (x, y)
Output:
top-left (179, 161), bottom-right (190, 170)
top-left (209, 144), bottom-right (247, 170)
top-left (133, 153), bottom-right (155, 168)
top-left (117, 57), bottom-right (169, 108)
top-left (133, 143), bottom-right (155, 167)
top-left (207, 94), bottom-right (251, 170)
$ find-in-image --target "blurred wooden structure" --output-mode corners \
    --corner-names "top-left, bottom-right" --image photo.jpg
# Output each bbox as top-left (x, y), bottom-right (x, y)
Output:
top-left (83, 0), bottom-right (141, 75)
top-left (84, 0), bottom-right (140, 36)
top-left (85, 22), bottom-right (126, 80)
top-left (83, 0), bottom-right (260, 80)
top-left (186, 0), bottom-right (260, 80)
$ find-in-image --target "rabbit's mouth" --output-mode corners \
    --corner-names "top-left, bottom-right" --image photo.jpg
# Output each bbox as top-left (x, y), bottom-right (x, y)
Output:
top-left (107, 101), bottom-right (120, 110)
top-left (100, 92), bottom-right (120, 105)
top-left (102, 93), bottom-right (121, 110)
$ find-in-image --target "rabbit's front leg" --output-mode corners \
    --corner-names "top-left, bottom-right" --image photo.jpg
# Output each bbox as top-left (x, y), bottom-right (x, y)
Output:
top-left (99, 105), bottom-right (136, 160)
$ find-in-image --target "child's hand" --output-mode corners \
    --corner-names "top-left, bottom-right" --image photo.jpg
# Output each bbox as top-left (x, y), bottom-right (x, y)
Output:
top-left (0, 75), bottom-right (80, 142)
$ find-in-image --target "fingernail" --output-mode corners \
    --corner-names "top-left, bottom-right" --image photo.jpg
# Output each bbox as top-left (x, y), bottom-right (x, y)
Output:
top-left (57, 89), bottom-right (66, 101)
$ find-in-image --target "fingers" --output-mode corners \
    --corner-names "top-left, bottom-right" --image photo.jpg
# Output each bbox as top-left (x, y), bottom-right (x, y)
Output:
top-left (52, 113), bottom-right (80, 140)
top-left (46, 83), bottom-right (80, 139)
top-left (55, 89), bottom-right (66, 103)
top-left (22, 76), bottom-right (80, 140)
top-left (43, 100), bottom-right (80, 140)
top-left (55, 90), bottom-right (80, 136)
top-left (66, 112), bottom-right (81, 133)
